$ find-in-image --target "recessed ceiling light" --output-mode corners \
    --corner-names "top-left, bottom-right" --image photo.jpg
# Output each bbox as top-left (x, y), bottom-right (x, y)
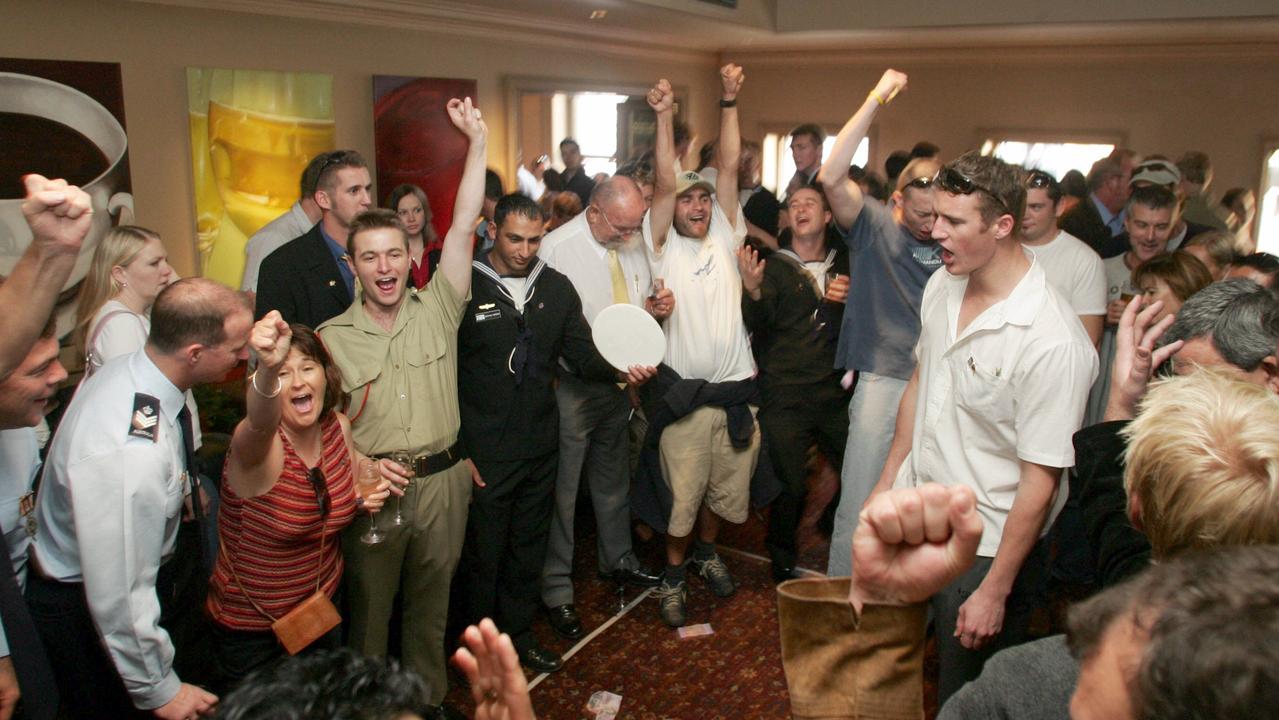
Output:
top-left (590, 9), bottom-right (607, 20)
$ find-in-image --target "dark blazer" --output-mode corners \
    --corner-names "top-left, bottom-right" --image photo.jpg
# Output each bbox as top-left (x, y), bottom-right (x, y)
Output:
top-left (1075, 420), bottom-right (1150, 589)
top-left (254, 225), bottom-right (353, 329)
top-left (1059, 196), bottom-right (1125, 258)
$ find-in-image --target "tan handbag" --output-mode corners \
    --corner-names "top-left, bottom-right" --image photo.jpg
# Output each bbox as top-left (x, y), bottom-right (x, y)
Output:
top-left (776, 577), bottom-right (926, 720)
top-left (227, 531), bottom-right (340, 655)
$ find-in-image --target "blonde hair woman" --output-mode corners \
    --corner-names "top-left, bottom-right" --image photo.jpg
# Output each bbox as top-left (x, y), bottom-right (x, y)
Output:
top-left (74, 225), bottom-right (203, 448)
top-left (74, 225), bottom-right (174, 371)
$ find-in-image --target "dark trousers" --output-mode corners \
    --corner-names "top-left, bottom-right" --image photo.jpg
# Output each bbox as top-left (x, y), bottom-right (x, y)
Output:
top-left (459, 452), bottom-right (557, 650)
top-left (760, 383), bottom-right (849, 570)
top-left (210, 608), bottom-right (343, 695)
top-left (932, 539), bottom-right (1051, 705)
top-left (26, 573), bottom-right (149, 720)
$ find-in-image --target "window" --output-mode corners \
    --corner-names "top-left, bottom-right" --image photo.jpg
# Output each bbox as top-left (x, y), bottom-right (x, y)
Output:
top-left (551, 92), bottom-right (627, 177)
top-left (762, 133), bottom-right (868, 194)
top-left (981, 138), bottom-right (1116, 182)
top-left (1258, 146), bottom-right (1279, 254)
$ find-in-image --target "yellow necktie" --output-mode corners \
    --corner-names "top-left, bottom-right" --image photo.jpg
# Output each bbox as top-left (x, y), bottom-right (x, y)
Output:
top-left (608, 249), bottom-right (629, 305)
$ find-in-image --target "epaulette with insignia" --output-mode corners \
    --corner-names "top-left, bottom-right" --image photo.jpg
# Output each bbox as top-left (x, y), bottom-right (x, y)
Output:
top-left (129, 393), bottom-right (161, 441)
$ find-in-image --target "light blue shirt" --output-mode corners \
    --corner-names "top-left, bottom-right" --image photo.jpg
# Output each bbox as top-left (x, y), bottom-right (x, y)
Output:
top-left (33, 349), bottom-right (188, 710)
top-left (1090, 194), bottom-right (1126, 237)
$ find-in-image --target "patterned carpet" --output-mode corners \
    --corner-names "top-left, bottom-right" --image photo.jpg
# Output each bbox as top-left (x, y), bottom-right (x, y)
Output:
top-left (444, 459), bottom-right (845, 719)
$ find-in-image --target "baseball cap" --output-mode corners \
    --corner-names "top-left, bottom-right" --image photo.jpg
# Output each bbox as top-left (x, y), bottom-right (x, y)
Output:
top-left (1130, 159), bottom-right (1181, 189)
top-left (675, 170), bottom-right (715, 197)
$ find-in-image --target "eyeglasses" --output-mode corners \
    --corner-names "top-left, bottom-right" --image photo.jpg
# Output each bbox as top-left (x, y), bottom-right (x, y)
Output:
top-left (591, 205), bottom-right (642, 241)
top-left (307, 466), bottom-right (332, 520)
top-left (935, 167), bottom-right (1012, 216)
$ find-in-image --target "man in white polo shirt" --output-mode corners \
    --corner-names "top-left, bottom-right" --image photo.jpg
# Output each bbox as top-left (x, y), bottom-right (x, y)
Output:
top-left (643, 65), bottom-right (760, 627)
top-left (870, 152), bottom-right (1097, 705)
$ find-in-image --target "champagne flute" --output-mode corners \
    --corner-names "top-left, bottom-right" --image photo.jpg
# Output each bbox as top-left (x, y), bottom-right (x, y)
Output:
top-left (390, 451), bottom-right (413, 527)
top-left (359, 460), bottom-right (385, 545)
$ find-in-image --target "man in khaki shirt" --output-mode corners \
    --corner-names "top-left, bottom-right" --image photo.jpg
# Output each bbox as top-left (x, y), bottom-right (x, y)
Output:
top-left (318, 97), bottom-right (486, 712)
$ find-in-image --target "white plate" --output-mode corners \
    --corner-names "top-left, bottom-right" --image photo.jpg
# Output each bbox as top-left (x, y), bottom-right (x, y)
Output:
top-left (592, 303), bottom-right (666, 371)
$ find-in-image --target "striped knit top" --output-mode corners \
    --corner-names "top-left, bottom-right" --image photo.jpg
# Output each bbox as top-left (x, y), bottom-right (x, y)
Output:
top-left (207, 414), bottom-right (357, 630)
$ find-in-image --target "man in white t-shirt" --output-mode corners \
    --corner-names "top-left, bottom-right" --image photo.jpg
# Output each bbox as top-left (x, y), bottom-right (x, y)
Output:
top-left (1020, 169), bottom-right (1106, 346)
top-left (870, 152), bottom-right (1097, 705)
top-left (643, 66), bottom-right (760, 627)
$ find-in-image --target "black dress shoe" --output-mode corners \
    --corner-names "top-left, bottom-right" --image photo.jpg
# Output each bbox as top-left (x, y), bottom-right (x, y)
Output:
top-left (546, 603), bottom-right (584, 640)
top-left (518, 644), bottom-right (564, 673)
top-left (601, 565), bottom-right (662, 587)
top-left (771, 563), bottom-right (804, 584)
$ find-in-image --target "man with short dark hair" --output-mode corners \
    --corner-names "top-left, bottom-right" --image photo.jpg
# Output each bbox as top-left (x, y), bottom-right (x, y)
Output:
top-left (1020, 170), bottom-right (1106, 346)
top-left (558, 138), bottom-right (595, 206)
top-left (456, 193), bottom-right (652, 672)
top-left (872, 151), bottom-right (1097, 703)
top-left (241, 153), bottom-right (326, 294)
top-left (819, 69), bottom-right (946, 577)
top-left (30, 278), bottom-right (251, 720)
top-left (316, 100), bottom-right (484, 712)
top-left (1058, 149), bottom-right (1138, 258)
top-left (256, 149), bottom-right (372, 327)
top-left (784, 123), bottom-right (825, 199)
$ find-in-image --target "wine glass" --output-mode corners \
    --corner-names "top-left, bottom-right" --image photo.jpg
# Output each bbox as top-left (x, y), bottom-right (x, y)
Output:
top-left (390, 451), bottom-right (413, 527)
top-left (359, 460), bottom-right (385, 545)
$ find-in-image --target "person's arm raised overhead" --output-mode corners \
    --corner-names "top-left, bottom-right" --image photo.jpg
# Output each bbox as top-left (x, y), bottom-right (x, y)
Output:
top-left (716, 64), bottom-right (745, 229)
top-left (647, 80), bottom-right (677, 253)
top-left (437, 97), bottom-right (489, 296)
top-left (819, 69), bottom-right (908, 231)
top-left (2, 175), bottom-right (92, 380)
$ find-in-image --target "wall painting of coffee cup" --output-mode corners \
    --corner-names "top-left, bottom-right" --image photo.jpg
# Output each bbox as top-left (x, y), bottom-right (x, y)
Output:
top-left (185, 67), bottom-right (335, 288)
top-left (0, 57), bottom-right (133, 338)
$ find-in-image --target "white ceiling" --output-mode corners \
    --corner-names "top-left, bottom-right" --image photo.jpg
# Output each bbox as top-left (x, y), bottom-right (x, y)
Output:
top-left (136, 0), bottom-right (1279, 56)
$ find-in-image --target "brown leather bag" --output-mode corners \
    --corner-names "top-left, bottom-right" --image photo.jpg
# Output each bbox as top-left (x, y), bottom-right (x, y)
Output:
top-left (776, 577), bottom-right (926, 720)
top-left (269, 590), bottom-right (341, 655)
top-left (228, 533), bottom-right (340, 655)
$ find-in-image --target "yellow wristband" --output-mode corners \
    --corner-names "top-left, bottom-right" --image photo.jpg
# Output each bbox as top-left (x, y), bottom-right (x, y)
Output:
top-left (869, 90), bottom-right (887, 106)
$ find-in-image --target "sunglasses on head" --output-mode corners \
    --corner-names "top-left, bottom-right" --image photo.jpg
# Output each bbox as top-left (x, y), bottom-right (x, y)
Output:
top-left (1026, 171), bottom-right (1055, 189)
top-left (934, 167), bottom-right (1012, 216)
top-left (904, 175), bottom-right (934, 191)
top-left (307, 466), bottom-right (332, 520)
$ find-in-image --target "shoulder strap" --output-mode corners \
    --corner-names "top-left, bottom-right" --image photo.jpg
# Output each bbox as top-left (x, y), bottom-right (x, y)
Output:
top-left (225, 501), bottom-right (328, 623)
top-left (85, 309), bottom-right (146, 374)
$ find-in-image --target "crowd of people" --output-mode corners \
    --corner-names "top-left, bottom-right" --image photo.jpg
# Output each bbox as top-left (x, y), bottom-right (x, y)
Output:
top-left (1, 61), bottom-right (1277, 720)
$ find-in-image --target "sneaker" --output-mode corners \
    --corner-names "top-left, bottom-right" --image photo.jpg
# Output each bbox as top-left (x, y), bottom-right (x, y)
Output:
top-left (691, 553), bottom-right (737, 597)
top-left (654, 578), bottom-right (688, 627)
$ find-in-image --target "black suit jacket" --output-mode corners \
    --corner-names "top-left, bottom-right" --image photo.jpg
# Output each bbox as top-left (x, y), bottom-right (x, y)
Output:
top-left (1075, 420), bottom-right (1150, 589)
top-left (254, 225), bottom-right (353, 329)
top-left (1060, 197), bottom-right (1125, 258)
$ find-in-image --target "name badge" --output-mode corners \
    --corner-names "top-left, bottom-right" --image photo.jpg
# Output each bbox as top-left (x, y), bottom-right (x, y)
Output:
top-left (475, 308), bottom-right (502, 323)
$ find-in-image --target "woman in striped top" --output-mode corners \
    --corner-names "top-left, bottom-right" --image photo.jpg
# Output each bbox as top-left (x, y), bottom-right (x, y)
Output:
top-left (206, 313), bottom-right (410, 690)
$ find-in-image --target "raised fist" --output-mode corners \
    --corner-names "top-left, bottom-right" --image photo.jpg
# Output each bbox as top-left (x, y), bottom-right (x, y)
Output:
top-left (250, 310), bottom-right (292, 370)
top-left (646, 79), bottom-right (674, 114)
top-left (720, 63), bottom-right (745, 101)
top-left (21, 174), bottom-right (93, 258)
top-left (447, 97), bottom-right (488, 143)
top-left (871, 69), bottom-right (908, 105)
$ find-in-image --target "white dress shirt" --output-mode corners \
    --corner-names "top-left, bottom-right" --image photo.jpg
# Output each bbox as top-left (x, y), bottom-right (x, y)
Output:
top-left (33, 350), bottom-right (189, 709)
top-left (539, 212), bottom-right (652, 325)
top-left (895, 253), bottom-right (1098, 556)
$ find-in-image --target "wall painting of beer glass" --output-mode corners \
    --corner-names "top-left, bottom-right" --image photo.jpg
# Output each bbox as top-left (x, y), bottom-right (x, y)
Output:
top-left (186, 67), bottom-right (335, 287)
top-left (373, 75), bottom-right (478, 240)
top-left (0, 57), bottom-right (132, 337)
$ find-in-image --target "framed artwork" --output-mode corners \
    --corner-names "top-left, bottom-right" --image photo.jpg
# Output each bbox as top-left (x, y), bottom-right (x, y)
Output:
top-left (186, 67), bottom-right (334, 286)
top-left (373, 75), bottom-right (478, 238)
